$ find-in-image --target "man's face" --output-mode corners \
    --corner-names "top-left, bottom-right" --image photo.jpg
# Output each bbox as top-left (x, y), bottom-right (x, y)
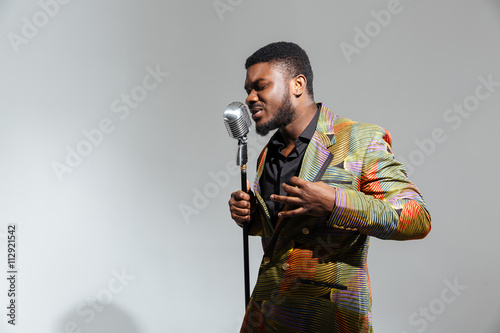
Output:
top-left (244, 62), bottom-right (295, 136)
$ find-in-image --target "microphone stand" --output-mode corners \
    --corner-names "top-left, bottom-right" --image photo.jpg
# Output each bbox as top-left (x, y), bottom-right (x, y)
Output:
top-left (237, 136), bottom-right (250, 307)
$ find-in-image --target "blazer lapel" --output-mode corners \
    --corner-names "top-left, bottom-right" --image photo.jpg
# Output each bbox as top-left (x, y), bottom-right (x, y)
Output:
top-left (298, 103), bottom-right (337, 186)
top-left (253, 146), bottom-right (274, 232)
top-left (298, 130), bottom-right (334, 183)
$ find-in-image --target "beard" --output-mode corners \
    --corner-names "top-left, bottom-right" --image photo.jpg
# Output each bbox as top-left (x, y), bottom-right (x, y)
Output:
top-left (255, 92), bottom-right (295, 136)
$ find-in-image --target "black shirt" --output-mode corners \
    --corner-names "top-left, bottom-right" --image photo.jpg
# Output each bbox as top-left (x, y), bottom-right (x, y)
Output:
top-left (259, 106), bottom-right (320, 226)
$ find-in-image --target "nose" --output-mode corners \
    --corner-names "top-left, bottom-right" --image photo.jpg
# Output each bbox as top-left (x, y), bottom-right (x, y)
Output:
top-left (245, 89), bottom-right (258, 105)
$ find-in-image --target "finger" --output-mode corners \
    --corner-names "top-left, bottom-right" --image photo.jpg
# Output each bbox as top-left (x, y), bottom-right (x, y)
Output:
top-left (232, 214), bottom-right (250, 225)
top-left (229, 198), bottom-right (250, 210)
top-left (230, 206), bottom-right (251, 220)
top-left (289, 176), bottom-right (307, 187)
top-left (231, 205), bottom-right (251, 216)
top-left (229, 200), bottom-right (250, 219)
top-left (278, 206), bottom-right (306, 218)
top-left (232, 190), bottom-right (250, 201)
top-left (271, 194), bottom-right (303, 205)
top-left (241, 191), bottom-right (252, 201)
top-left (281, 182), bottom-right (301, 196)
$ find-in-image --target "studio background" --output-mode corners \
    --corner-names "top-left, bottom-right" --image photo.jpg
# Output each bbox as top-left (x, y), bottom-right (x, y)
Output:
top-left (1, 1), bottom-right (499, 332)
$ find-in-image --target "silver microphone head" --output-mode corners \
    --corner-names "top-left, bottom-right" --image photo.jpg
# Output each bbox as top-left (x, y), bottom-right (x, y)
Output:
top-left (223, 101), bottom-right (252, 140)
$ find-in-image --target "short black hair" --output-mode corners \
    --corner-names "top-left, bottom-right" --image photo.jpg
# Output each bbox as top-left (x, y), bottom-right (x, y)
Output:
top-left (245, 41), bottom-right (314, 98)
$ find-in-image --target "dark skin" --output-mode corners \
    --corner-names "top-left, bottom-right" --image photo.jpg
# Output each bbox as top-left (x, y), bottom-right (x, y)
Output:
top-left (228, 62), bottom-right (337, 226)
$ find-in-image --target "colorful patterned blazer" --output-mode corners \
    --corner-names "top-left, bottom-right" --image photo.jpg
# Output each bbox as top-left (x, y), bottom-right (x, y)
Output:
top-left (241, 103), bottom-right (431, 333)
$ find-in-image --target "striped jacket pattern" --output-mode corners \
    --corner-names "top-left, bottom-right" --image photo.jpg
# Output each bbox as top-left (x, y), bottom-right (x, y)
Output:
top-left (241, 103), bottom-right (431, 333)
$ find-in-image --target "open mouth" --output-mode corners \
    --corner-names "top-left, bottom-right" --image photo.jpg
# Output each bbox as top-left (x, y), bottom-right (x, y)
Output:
top-left (250, 108), bottom-right (263, 121)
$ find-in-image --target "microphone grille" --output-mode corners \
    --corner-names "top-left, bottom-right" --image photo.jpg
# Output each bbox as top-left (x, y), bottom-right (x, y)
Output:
top-left (223, 102), bottom-right (251, 139)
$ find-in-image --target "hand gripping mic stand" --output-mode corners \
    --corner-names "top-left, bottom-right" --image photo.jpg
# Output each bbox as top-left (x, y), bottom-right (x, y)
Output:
top-left (237, 136), bottom-right (250, 307)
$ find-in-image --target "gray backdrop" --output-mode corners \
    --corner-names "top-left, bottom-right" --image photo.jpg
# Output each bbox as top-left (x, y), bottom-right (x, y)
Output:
top-left (1, 0), bottom-right (499, 332)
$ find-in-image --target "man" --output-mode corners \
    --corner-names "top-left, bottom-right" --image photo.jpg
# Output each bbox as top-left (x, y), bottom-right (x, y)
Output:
top-left (228, 42), bottom-right (431, 333)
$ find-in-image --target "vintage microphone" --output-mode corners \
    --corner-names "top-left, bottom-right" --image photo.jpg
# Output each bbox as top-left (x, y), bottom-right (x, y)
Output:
top-left (223, 101), bottom-right (252, 307)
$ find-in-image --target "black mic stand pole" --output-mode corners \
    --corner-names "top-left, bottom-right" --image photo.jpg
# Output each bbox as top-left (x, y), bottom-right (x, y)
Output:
top-left (237, 137), bottom-right (250, 307)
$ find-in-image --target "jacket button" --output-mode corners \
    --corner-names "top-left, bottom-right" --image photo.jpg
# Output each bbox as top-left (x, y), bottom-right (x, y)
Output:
top-left (263, 257), bottom-right (271, 264)
top-left (302, 227), bottom-right (309, 235)
top-left (282, 262), bottom-right (290, 270)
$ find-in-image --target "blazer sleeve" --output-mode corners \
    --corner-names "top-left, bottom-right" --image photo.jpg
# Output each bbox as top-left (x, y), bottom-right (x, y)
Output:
top-left (328, 126), bottom-right (431, 240)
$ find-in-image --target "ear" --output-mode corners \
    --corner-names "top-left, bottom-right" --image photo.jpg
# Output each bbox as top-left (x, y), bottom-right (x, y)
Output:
top-left (290, 74), bottom-right (307, 97)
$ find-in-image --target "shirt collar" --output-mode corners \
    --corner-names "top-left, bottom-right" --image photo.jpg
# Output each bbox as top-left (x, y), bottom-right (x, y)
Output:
top-left (299, 105), bottom-right (320, 142)
top-left (269, 104), bottom-right (320, 146)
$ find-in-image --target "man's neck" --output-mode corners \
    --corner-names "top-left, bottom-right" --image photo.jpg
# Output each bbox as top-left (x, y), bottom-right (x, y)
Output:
top-left (279, 101), bottom-right (318, 148)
